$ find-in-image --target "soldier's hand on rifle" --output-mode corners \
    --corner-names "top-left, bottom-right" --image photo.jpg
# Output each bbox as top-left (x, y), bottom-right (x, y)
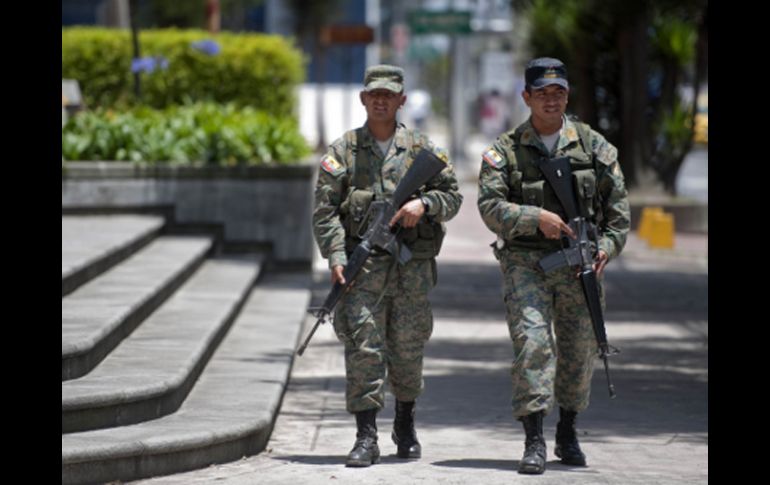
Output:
top-left (538, 209), bottom-right (575, 240)
top-left (331, 265), bottom-right (346, 285)
top-left (593, 250), bottom-right (609, 278)
top-left (389, 198), bottom-right (426, 228)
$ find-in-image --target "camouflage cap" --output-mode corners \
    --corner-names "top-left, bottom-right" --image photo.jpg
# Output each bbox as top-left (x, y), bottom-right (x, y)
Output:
top-left (525, 57), bottom-right (569, 90)
top-left (364, 64), bottom-right (404, 93)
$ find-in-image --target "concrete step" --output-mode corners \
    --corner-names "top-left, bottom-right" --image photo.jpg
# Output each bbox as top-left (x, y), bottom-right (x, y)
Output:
top-left (62, 236), bottom-right (214, 381)
top-left (61, 269), bottom-right (311, 485)
top-left (62, 254), bottom-right (265, 433)
top-left (62, 215), bottom-right (165, 296)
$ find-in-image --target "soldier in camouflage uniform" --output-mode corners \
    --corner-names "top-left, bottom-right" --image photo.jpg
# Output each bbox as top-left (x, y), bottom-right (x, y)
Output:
top-left (313, 65), bottom-right (463, 467)
top-left (476, 58), bottom-right (630, 474)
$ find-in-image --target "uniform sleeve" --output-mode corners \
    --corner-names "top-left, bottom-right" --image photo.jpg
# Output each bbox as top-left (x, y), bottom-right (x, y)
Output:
top-left (312, 142), bottom-right (349, 269)
top-left (476, 143), bottom-right (541, 239)
top-left (421, 143), bottom-right (463, 222)
top-left (592, 131), bottom-right (630, 261)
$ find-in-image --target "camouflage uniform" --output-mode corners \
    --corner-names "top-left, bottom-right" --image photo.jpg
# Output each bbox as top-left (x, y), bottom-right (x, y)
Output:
top-left (477, 116), bottom-right (630, 418)
top-left (314, 123), bottom-right (462, 413)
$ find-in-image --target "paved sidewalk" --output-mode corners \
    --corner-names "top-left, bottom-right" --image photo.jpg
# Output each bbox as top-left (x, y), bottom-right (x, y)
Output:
top-left (131, 182), bottom-right (707, 484)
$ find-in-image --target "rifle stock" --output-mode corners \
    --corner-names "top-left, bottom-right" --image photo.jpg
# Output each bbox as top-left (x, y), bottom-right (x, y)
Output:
top-left (298, 148), bottom-right (445, 356)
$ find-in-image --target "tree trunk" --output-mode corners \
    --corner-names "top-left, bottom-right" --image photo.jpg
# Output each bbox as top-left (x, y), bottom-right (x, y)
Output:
top-left (617, 8), bottom-right (650, 189)
top-left (206, 0), bottom-right (220, 34)
top-left (573, 38), bottom-right (597, 127)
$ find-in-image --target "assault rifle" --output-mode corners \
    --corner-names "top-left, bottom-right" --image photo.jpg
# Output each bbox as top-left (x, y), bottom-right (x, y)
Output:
top-left (536, 156), bottom-right (619, 398)
top-left (297, 148), bottom-right (446, 356)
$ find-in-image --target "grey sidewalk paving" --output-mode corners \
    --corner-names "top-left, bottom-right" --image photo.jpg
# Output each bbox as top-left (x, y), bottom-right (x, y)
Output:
top-left (130, 182), bottom-right (707, 484)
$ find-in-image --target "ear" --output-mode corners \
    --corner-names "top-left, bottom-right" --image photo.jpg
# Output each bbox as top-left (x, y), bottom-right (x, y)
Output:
top-left (522, 90), bottom-right (531, 107)
top-left (359, 91), bottom-right (367, 105)
top-left (399, 94), bottom-right (407, 109)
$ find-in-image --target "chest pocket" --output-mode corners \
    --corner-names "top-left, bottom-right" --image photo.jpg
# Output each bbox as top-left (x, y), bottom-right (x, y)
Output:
top-left (573, 169), bottom-right (596, 218)
top-left (340, 189), bottom-right (375, 245)
top-left (562, 148), bottom-right (597, 219)
top-left (508, 146), bottom-right (548, 207)
top-left (521, 179), bottom-right (545, 206)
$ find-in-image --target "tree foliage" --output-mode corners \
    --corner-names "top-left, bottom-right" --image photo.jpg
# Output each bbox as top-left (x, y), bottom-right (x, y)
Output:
top-left (513, 0), bottom-right (707, 193)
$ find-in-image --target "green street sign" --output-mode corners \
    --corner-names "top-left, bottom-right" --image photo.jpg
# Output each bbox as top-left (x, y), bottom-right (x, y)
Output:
top-left (408, 10), bottom-right (471, 35)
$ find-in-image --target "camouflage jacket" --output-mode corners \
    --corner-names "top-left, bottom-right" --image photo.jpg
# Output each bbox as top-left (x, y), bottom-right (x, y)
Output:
top-left (313, 122), bottom-right (463, 269)
top-left (477, 116), bottom-right (630, 260)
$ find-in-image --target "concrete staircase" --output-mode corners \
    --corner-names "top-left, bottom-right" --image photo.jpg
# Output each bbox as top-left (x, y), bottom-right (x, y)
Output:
top-left (61, 214), bottom-right (311, 484)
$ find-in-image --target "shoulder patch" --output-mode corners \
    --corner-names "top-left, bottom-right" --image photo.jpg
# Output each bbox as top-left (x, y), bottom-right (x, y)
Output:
top-left (482, 147), bottom-right (506, 169)
top-left (320, 154), bottom-right (344, 175)
top-left (594, 140), bottom-right (618, 166)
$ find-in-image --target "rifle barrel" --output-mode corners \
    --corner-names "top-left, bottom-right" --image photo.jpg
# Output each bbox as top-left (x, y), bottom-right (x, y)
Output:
top-left (296, 313), bottom-right (326, 356)
top-left (602, 355), bottom-right (616, 398)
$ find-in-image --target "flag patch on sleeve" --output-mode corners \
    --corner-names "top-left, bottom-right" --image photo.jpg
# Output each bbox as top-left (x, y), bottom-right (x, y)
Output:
top-left (320, 154), bottom-right (343, 175)
top-left (482, 148), bottom-right (505, 169)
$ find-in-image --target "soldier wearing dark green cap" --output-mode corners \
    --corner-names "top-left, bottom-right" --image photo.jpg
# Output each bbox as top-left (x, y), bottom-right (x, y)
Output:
top-left (313, 64), bottom-right (463, 467)
top-left (477, 57), bottom-right (630, 474)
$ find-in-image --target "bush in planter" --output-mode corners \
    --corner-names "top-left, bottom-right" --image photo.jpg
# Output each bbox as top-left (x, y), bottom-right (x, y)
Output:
top-left (61, 27), bottom-right (305, 116)
top-left (62, 101), bottom-right (310, 166)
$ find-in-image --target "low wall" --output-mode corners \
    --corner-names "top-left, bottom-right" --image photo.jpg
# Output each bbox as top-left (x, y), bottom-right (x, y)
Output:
top-left (62, 162), bottom-right (317, 263)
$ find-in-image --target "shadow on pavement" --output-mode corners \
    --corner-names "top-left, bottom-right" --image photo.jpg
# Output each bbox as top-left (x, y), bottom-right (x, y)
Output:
top-left (270, 454), bottom-right (419, 466)
top-left (303, 257), bottom-right (707, 442)
top-left (603, 269), bottom-right (708, 323)
top-left (268, 454), bottom-right (345, 466)
top-left (431, 458), bottom-right (600, 474)
top-left (283, 334), bottom-right (707, 440)
top-left (426, 261), bottom-right (708, 323)
top-left (430, 458), bottom-right (513, 471)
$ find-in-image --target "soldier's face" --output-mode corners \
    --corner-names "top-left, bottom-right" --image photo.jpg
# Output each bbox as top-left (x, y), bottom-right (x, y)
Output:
top-left (360, 89), bottom-right (406, 122)
top-left (523, 85), bottom-right (568, 124)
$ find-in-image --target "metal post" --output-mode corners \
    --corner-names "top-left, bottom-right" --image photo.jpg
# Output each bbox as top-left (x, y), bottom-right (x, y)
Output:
top-left (128, 0), bottom-right (141, 100)
top-left (449, 34), bottom-right (467, 167)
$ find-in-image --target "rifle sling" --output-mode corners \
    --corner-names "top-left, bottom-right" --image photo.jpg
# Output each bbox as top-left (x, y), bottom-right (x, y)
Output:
top-left (354, 128), bottom-right (371, 190)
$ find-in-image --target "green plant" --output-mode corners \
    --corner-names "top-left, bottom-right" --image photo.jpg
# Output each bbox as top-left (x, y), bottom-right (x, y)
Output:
top-left (62, 27), bottom-right (306, 116)
top-left (62, 102), bottom-right (310, 165)
top-left (649, 98), bottom-right (694, 192)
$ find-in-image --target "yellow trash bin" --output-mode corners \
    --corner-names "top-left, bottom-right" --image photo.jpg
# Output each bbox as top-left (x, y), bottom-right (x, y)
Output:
top-left (638, 206), bottom-right (664, 241)
top-left (648, 212), bottom-right (675, 249)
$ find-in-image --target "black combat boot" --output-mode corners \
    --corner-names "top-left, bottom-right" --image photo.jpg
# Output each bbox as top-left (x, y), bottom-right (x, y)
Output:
top-left (346, 409), bottom-right (380, 467)
top-left (555, 407), bottom-right (587, 466)
top-left (392, 400), bottom-right (422, 459)
top-left (518, 411), bottom-right (547, 474)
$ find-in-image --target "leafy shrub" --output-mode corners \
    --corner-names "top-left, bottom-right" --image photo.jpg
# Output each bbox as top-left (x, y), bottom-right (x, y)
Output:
top-left (62, 102), bottom-right (310, 166)
top-left (62, 27), bottom-right (305, 116)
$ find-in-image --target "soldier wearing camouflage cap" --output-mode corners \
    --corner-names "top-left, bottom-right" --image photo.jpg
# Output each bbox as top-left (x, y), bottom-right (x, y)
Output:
top-left (476, 57), bottom-right (630, 474)
top-left (313, 64), bottom-right (463, 467)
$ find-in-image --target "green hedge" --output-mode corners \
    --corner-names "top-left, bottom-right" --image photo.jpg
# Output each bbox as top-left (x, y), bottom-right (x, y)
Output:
top-left (62, 102), bottom-right (310, 166)
top-left (62, 27), bottom-right (306, 116)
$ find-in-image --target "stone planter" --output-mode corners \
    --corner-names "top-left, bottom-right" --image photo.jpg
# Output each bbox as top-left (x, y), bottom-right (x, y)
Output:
top-left (62, 161), bottom-right (317, 264)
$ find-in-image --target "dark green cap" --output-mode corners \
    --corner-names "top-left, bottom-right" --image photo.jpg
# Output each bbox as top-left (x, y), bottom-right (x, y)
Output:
top-left (364, 64), bottom-right (404, 93)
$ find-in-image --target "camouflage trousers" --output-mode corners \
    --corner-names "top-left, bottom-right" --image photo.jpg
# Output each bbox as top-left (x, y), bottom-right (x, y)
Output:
top-left (333, 254), bottom-right (436, 413)
top-left (496, 246), bottom-right (604, 418)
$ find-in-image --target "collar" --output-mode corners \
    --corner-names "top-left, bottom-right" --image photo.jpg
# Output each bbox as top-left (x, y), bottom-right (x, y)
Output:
top-left (361, 122), bottom-right (408, 151)
top-left (515, 115), bottom-right (580, 153)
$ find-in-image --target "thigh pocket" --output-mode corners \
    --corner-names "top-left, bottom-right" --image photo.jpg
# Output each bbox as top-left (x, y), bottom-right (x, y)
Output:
top-left (400, 259), bottom-right (435, 293)
top-left (333, 294), bottom-right (376, 346)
